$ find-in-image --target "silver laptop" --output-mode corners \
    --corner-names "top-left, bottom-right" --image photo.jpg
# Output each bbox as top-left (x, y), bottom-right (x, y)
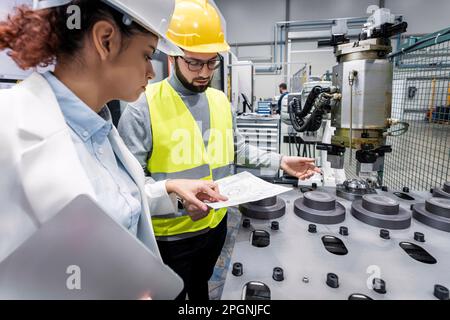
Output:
top-left (0, 195), bottom-right (183, 300)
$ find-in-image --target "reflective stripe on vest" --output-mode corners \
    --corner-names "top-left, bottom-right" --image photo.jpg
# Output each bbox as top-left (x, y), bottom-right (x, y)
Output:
top-left (151, 163), bottom-right (233, 181)
top-left (146, 79), bottom-right (234, 237)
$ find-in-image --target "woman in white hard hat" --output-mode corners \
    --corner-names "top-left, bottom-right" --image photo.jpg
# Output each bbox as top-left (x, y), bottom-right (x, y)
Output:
top-left (0, 0), bottom-right (227, 291)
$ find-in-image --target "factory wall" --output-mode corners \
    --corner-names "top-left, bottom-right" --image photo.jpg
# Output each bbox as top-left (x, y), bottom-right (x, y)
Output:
top-left (216, 0), bottom-right (450, 101)
top-left (2, 0), bottom-right (450, 101)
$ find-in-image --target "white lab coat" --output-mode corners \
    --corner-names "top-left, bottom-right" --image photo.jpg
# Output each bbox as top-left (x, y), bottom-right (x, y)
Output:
top-left (0, 72), bottom-right (174, 263)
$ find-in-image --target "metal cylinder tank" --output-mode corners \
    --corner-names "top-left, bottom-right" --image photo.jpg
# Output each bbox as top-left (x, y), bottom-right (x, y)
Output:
top-left (331, 38), bottom-right (393, 148)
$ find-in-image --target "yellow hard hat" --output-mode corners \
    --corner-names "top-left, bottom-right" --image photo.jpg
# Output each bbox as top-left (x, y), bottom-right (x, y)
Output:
top-left (167, 0), bottom-right (230, 53)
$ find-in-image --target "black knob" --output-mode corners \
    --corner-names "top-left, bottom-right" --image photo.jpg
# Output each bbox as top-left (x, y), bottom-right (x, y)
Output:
top-left (381, 186), bottom-right (388, 192)
top-left (312, 183), bottom-right (317, 189)
top-left (308, 224), bottom-right (317, 233)
top-left (380, 229), bottom-right (390, 239)
top-left (410, 204), bottom-right (414, 211)
top-left (430, 188), bottom-right (434, 194)
top-left (373, 278), bottom-right (387, 294)
top-left (403, 187), bottom-right (410, 193)
top-left (243, 218), bottom-right (251, 228)
top-left (434, 284), bottom-right (449, 300)
top-left (339, 226), bottom-right (349, 236)
top-left (348, 293), bottom-right (373, 300)
top-left (232, 262), bottom-right (243, 276)
top-left (414, 232), bottom-right (425, 242)
top-left (273, 267), bottom-right (284, 281)
top-left (326, 273), bottom-right (339, 288)
top-left (271, 221), bottom-right (279, 230)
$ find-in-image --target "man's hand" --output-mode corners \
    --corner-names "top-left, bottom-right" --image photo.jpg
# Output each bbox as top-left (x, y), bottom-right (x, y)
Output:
top-left (280, 156), bottom-right (321, 180)
top-left (166, 179), bottom-right (228, 221)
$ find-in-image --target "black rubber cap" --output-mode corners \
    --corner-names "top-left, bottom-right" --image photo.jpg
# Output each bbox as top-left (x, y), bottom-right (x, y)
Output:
top-left (243, 218), bottom-right (251, 228)
top-left (273, 267), bottom-right (284, 281)
top-left (339, 226), bottom-right (349, 236)
top-left (308, 224), bottom-right (317, 233)
top-left (312, 183), bottom-right (317, 189)
top-left (380, 229), bottom-right (390, 239)
top-left (403, 187), bottom-right (410, 193)
top-left (410, 204), bottom-right (414, 211)
top-left (414, 232), bottom-right (425, 242)
top-left (271, 221), bottom-right (279, 230)
top-left (232, 262), bottom-right (243, 276)
top-left (326, 273), bottom-right (339, 288)
top-left (373, 278), bottom-right (387, 294)
top-left (434, 284), bottom-right (449, 300)
top-left (381, 186), bottom-right (388, 192)
top-left (348, 293), bottom-right (373, 300)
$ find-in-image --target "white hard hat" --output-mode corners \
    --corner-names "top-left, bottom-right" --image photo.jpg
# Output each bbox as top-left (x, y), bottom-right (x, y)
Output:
top-left (32, 0), bottom-right (184, 56)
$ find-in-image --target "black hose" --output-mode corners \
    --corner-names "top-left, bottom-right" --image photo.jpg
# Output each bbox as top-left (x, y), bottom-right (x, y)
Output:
top-left (288, 133), bottom-right (293, 156)
top-left (288, 99), bottom-right (306, 132)
top-left (306, 109), bottom-right (325, 131)
top-left (288, 86), bottom-right (323, 133)
top-left (298, 86), bottom-right (322, 118)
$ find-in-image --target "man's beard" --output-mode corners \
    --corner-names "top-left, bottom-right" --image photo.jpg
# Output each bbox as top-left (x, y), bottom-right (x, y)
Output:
top-left (175, 59), bottom-right (213, 93)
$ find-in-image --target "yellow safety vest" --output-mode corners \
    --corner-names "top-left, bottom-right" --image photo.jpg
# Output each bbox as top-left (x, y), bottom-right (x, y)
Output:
top-left (146, 80), bottom-right (234, 237)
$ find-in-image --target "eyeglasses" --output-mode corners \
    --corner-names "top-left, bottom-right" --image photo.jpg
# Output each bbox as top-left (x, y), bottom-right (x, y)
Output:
top-left (178, 55), bottom-right (222, 72)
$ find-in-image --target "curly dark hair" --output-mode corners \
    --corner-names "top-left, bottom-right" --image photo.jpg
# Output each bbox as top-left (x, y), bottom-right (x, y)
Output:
top-left (0, 0), bottom-right (149, 69)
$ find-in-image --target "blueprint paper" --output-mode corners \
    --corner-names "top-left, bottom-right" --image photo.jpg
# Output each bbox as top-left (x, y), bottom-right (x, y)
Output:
top-left (207, 171), bottom-right (292, 210)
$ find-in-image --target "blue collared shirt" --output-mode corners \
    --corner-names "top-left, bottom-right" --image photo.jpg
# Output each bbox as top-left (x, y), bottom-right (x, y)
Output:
top-left (43, 71), bottom-right (141, 235)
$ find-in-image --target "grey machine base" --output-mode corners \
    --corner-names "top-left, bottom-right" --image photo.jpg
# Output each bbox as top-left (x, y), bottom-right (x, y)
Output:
top-left (433, 183), bottom-right (450, 199)
top-left (294, 191), bottom-right (346, 224)
top-left (351, 195), bottom-right (412, 230)
top-left (413, 198), bottom-right (450, 232)
top-left (221, 187), bottom-right (450, 300)
top-left (336, 184), bottom-right (377, 201)
top-left (239, 196), bottom-right (286, 220)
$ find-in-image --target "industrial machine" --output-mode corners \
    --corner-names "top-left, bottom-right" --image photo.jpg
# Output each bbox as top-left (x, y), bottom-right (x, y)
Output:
top-left (286, 6), bottom-right (409, 199)
top-left (281, 80), bottom-right (332, 151)
top-left (220, 6), bottom-right (450, 301)
top-left (222, 181), bottom-right (450, 300)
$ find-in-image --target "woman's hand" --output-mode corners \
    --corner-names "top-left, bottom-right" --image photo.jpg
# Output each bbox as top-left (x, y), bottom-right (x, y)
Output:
top-left (166, 179), bottom-right (228, 221)
top-left (280, 156), bottom-right (321, 180)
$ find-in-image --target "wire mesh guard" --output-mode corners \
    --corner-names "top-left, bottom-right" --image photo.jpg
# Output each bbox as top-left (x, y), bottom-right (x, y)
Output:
top-left (384, 31), bottom-right (450, 191)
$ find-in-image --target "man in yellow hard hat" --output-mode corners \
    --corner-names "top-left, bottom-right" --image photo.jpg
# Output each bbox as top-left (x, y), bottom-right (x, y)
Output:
top-left (118, 0), bottom-right (320, 300)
